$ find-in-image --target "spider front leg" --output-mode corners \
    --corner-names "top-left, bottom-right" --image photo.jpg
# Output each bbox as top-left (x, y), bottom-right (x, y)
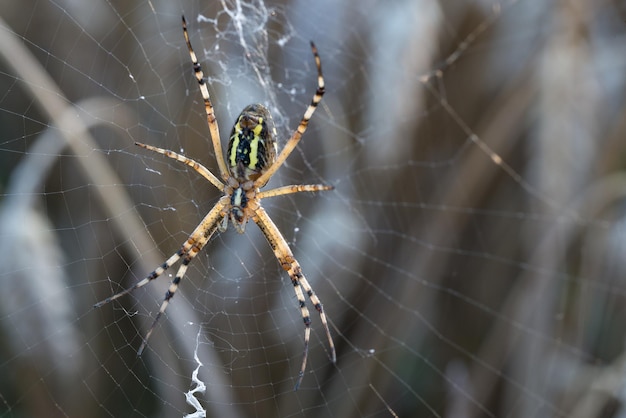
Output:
top-left (253, 206), bottom-right (336, 390)
top-left (95, 198), bottom-right (228, 355)
top-left (137, 222), bottom-right (220, 355)
top-left (93, 250), bottom-right (184, 308)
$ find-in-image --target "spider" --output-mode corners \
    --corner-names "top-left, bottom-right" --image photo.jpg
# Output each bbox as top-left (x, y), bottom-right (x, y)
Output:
top-left (94, 15), bottom-right (335, 389)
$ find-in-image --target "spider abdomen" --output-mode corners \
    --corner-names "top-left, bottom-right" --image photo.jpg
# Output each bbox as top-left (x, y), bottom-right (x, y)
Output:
top-left (227, 104), bottom-right (277, 184)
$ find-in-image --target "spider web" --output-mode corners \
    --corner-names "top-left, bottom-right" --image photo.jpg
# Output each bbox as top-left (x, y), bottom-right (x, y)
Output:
top-left (1, 0), bottom-right (626, 416)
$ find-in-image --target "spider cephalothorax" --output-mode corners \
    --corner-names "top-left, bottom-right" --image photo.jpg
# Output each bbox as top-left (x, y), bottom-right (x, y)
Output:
top-left (95, 15), bottom-right (335, 390)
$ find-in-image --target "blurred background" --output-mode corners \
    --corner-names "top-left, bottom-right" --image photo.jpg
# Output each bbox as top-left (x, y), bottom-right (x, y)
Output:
top-left (2, 0), bottom-right (626, 417)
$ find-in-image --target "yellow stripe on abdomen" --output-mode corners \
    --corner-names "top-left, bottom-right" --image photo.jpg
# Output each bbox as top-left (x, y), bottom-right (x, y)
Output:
top-left (248, 118), bottom-right (264, 170)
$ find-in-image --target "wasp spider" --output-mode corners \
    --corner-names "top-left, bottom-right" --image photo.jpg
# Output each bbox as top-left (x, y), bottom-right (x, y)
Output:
top-left (95, 16), bottom-right (335, 389)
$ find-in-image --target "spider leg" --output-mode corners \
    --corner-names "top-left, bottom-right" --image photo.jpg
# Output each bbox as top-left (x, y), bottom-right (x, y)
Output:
top-left (257, 184), bottom-right (333, 199)
top-left (94, 250), bottom-right (184, 308)
top-left (134, 198), bottom-right (227, 355)
top-left (182, 15), bottom-right (229, 181)
top-left (96, 198), bottom-right (228, 354)
top-left (137, 221), bottom-right (220, 355)
top-left (135, 142), bottom-right (224, 191)
top-left (253, 206), bottom-right (336, 390)
top-left (255, 42), bottom-right (325, 188)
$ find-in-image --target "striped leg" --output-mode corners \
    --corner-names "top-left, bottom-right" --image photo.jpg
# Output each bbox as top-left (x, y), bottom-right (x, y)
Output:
top-left (254, 207), bottom-right (336, 390)
top-left (137, 222), bottom-right (219, 355)
top-left (135, 142), bottom-right (224, 191)
top-left (257, 184), bottom-right (333, 200)
top-left (95, 199), bottom-right (228, 354)
top-left (182, 15), bottom-right (229, 181)
top-left (133, 199), bottom-right (227, 355)
top-left (94, 250), bottom-right (184, 308)
top-left (255, 42), bottom-right (325, 187)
